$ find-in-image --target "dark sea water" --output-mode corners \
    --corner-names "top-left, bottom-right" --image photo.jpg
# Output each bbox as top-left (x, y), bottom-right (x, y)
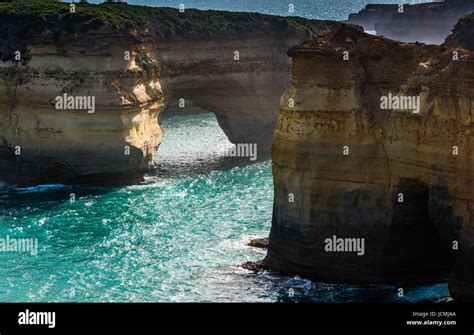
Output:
top-left (0, 113), bottom-right (448, 302)
top-left (89, 0), bottom-right (435, 20)
top-left (0, 0), bottom-right (448, 302)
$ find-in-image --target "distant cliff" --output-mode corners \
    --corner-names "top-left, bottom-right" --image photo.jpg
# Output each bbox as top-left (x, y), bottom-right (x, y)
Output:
top-left (267, 25), bottom-right (474, 301)
top-left (348, 0), bottom-right (474, 44)
top-left (0, 2), bottom-right (335, 185)
top-left (446, 12), bottom-right (474, 50)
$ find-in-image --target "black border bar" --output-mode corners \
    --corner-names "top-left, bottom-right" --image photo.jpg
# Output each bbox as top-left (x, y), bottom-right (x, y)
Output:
top-left (0, 303), bottom-right (473, 332)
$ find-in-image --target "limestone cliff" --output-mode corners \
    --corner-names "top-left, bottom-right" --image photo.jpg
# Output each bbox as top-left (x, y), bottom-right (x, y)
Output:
top-left (267, 25), bottom-right (474, 301)
top-left (0, 2), bottom-right (334, 186)
top-left (347, 0), bottom-right (474, 44)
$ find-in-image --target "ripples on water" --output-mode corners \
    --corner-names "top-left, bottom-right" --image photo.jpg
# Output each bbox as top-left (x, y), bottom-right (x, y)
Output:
top-left (88, 0), bottom-right (436, 21)
top-left (0, 113), bottom-right (448, 302)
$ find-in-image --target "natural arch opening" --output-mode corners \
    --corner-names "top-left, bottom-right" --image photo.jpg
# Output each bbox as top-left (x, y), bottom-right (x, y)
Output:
top-left (158, 104), bottom-right (232, 167)
top-left (159, 73), bottom-right (286, 154)
top-left (157, 104), bottom-right (265, 176)
top-left (384, 178), bottom-right (455, 283)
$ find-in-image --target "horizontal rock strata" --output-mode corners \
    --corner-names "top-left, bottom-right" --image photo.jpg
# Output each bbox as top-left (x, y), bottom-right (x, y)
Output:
top-left (0, 3), bottom-right (334, 185)
top-left (266, 25), bottom-right (474, 301)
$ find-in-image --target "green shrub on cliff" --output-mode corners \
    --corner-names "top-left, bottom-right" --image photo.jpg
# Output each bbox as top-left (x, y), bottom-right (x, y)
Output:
top-left (447, 13), bottom-right (474, 51)
top-left (0, 2), bottom-right (332, 37)
top-left (0, 2), bottom-right (334, 62)
top-left (0, 2), bottom-right (154, 29)
top-left (144, 83), bottom-right (163, 102)
top-left (135, 51), bottom-right (161, 79)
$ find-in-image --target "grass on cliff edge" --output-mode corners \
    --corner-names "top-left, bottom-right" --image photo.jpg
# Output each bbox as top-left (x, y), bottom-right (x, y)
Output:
top-left (0, 2), bottom-right (152, 30)
top-left (0, 1), bottom-right (333, 36)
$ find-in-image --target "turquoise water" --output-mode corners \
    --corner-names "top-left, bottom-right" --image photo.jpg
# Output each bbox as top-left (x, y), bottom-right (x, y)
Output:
top-left (0, 113), bottom-right (449, 302)
top-left (0, 0), bottom-right (446, 303)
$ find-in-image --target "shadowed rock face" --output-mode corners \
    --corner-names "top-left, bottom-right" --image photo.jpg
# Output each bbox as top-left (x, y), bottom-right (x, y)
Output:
top-left (0, 3), bottom-right (334, 186)
top-left (266, 26), bottom-right (474, 300)
top-left (0, 29), bottom-right (164, 186)
top-left (154, 34), bottom-right (304, 151)
top-left (348, 0), bottom-right (474, 44)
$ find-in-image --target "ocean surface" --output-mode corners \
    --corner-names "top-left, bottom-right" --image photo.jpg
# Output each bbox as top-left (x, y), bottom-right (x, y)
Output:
top-left (0, 0), bottom-right (447, 302)
top-left (89, 0), bottom-right (436, 21)
top-left (0, 113), bottom-right (448, 302)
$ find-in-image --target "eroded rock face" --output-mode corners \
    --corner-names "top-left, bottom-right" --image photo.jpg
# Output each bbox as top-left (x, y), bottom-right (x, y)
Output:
top-left (0, 28), bottom-right (164, 185)
top-left (0, 4), bottom-right (334, 185)
top-left (155, 34), bottom-right (304, 151)
top-left (348, 0), bottom-right (474, 44)
top-left (266, 26), bottom-right (474, 300)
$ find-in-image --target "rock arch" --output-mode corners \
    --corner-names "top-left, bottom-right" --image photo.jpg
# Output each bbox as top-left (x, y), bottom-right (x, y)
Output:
top-left (153, 34), bottom-right (299, 151)
top-left (0, 7), bottom-right (334, 186)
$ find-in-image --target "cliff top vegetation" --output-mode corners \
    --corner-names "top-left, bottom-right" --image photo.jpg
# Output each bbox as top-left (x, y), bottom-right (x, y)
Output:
top-left (0, 1), bottom-right (334, 61)
top-left (446, 12), bottom-right (474, 51)
top-left (0, 1), bottom-right (332, 33)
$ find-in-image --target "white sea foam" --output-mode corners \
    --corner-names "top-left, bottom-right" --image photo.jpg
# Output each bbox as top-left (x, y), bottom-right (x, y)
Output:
top-left (10, 184), bottom-right (66, 194)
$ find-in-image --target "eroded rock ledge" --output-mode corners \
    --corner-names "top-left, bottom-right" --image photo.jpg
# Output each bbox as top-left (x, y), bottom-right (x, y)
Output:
top-left (266, 25), bottom-right (474, 301)
top-left (0, 3), bottom-right (334, 186)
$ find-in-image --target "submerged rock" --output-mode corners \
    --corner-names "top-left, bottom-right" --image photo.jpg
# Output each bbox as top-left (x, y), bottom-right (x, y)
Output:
top-left (247, 237), bottom-right (270, 249)
top-left (242, 260), bottom-right (269, 273)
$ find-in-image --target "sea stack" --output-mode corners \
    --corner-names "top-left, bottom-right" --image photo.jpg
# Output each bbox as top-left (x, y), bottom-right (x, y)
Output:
top-left (266, 25), bottom-right (474, 301)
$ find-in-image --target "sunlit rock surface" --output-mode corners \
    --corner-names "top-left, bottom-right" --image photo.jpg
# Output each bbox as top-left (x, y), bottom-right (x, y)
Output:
top-left (0, 3), bottom-right (334, 185)
top-left (266, 25), bottom-right (474, 301)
